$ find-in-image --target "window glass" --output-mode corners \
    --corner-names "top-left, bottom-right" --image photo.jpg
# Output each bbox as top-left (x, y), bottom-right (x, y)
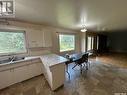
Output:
top-left (87, 36), bottom-right (94, 51)
top-left (0, 31), bottom-right (27, 55)
top-left (59, 34), bottom-right (75, 52)
top-left (87, 36), bottom-right (92, 51)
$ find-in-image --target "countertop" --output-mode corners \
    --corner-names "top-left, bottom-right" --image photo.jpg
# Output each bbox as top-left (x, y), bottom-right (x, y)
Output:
top-left (0, 54), bottom-right (68, 68)
top-left (40, 54), bottom-right (68, 67)
top-left (0, 56), bottom-right (40, 67)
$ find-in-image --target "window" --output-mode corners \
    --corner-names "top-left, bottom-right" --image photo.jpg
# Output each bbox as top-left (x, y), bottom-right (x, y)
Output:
top-left (91, 37), bottom-right (94, 50)
top-left (87, 36), bottom-right (92, 51)
top-left (87, 36), bottom-right (94, 51)
top-left (97, 36), bottom-right (99, 50)
top-left (59, 34), bottom-right (75, 52)
top-left (0, 30), bottom-right (27, 55)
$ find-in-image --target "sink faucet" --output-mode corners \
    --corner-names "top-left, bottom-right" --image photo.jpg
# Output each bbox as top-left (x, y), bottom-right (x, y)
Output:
top-left (9, 56), bottom-right (16, 62)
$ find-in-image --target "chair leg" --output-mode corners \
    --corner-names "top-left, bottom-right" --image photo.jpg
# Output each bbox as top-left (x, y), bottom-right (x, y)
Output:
top-left (83, 62), bottom-right (88, 70)
top-left (83, 63), bottom-right (86, 68)
top-left (66, 64), bottom-right (70, 79)
top-left (66, 71), bottom-right (70, 79)
top-left (80, 64), bottom-right (82, 74)
top-left (72, 64), bottom-right (78, 69)
top-left (87, 61), bottom-right (90, 69)
top-left (86, 64), bottom-right (88, 70)
top-left (86, 62), bottom-right (90, 70)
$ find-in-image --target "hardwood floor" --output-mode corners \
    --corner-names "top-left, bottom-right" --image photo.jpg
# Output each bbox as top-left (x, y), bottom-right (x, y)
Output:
top-left (95, 53), bottom-right (127, 68)
top-left (0, 53), bottom-right (127, 95)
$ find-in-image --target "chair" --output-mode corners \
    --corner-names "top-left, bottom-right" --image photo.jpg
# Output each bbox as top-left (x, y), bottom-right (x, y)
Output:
top-left (82, 53), bottom-right (89, 69)
top-left (72, 53), bottom-right (89, 73)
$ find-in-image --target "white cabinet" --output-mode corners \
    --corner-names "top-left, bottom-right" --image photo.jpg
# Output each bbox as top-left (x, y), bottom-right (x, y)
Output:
top-left (0, 60), bottom-right (44, 90)
top-left (28, 63), bottom-right (43, 78)
top-left (43, 65), bottom-right (52, 86)
top-left (27, 29), bottom-right (43, 48)
top-left (13, 61), bottom-right (43, 84)
top-left (43, 30), bottom-right (52, 47)
top-left (27, 28), bottom-right (52, 48)
top-left (43, 63), bottom-right (65, 91)
top-left (13, 64), bottom-right (30, 83)
top-left (0, 69), bottom-right (13, 89)
top-left (0, 62), bottom-right (30, 90)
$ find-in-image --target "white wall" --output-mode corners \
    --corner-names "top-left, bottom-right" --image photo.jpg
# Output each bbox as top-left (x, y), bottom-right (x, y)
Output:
top-left (0, 21), bottom-right (81, 57)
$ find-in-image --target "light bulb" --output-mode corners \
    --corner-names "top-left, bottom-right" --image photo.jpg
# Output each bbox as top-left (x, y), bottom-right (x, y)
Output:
top-left (80, 28), bottom-right (87, 32)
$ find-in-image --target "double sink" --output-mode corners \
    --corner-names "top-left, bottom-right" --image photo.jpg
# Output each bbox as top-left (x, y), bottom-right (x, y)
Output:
top-left (0, 56), bottom-right (25, 64)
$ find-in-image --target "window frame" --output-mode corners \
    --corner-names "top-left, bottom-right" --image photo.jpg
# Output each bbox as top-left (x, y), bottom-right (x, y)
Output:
top-left (0, 29), bottom-right (28, 56)
top-left (58, 33), bottom-right (76, 53)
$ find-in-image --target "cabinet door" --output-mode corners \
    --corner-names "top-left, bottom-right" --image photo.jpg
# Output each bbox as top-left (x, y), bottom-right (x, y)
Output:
top-left (0, 70), bottom-right (13, 89)
top-left (13, 65), bottom-right (29, 83)
top-left (28, 63), bottom-right (43, 78)
top-left (27, 29), bottom-right (43, 48)
top-left (43, 30), bottom-right (52, 47)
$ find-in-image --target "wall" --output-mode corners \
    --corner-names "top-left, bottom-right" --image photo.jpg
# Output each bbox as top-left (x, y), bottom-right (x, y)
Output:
top-left (106, 31), bottom-right (127, 53)
top-left (0, 21), bottom-right (81, 57)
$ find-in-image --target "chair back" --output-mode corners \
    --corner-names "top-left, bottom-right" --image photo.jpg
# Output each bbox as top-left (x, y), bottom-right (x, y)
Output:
top-left (75, 53), bottom-right (88, 64)
top-left (81, 53), bottom-right (88, 63)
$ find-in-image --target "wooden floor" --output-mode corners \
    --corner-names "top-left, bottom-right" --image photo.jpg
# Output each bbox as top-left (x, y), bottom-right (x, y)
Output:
top-left (0, 53), bottom-right (127, 95)
top-left (95, 53), bottom-right (127, 68)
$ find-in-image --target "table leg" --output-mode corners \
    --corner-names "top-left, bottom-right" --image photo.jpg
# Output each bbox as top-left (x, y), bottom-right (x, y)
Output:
top-left (66, 64), bottom-right (70, 79)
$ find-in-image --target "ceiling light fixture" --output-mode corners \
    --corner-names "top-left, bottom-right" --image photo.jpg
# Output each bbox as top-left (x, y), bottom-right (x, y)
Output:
top-left (80, 25), bottom-right (87, 32)
top-left (80, 16), bottom-right (87, 32)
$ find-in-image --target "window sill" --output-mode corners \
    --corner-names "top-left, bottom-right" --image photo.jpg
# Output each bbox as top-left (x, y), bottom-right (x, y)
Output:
top-left (59, 50), bottom-right (75, 53)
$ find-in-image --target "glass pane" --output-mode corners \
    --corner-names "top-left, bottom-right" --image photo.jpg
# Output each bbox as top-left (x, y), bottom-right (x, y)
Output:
top-left (59, 34), bottom-right (75, 52)
top-left (87, 37), bottom-right (91, 51)
top-left (0, 31), bottom-right (26, 54)
top-left (91, 37), bottom-right (94, 50)
top-left (97, 36), bottom-right (99, 50)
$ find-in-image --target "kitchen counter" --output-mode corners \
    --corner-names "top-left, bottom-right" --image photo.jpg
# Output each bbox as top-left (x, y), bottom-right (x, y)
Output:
top-left (40, 54), bottom-right (68, 68)
top-left (0, 56), bottom-right (40, 67)
top-left (0, 54), bottom-right (68, 91)
top-left (0, 54), bottom-right (68, 68)
top-left (40, 54), bottom-right (67, 90)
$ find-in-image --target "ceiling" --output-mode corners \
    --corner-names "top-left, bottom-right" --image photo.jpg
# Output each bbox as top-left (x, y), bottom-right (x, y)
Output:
top-left (14, 0), bottom-right (127, 31)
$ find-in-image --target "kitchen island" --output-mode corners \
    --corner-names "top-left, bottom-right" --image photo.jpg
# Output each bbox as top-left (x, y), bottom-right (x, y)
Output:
top-left (40, 54), bottom-right (68, 90)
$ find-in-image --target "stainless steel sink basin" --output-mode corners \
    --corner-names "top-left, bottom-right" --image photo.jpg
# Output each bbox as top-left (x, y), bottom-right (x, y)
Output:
top-left (0, 57), bottom-right (25, 64)
top-left (12, 57), bottom-right (25, 61)
top-left (0, 59), bottom-right (11, 64)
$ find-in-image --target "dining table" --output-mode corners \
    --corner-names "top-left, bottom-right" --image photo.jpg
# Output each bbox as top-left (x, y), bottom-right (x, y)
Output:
top-left (70, 51), bottom-right (92, 62)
